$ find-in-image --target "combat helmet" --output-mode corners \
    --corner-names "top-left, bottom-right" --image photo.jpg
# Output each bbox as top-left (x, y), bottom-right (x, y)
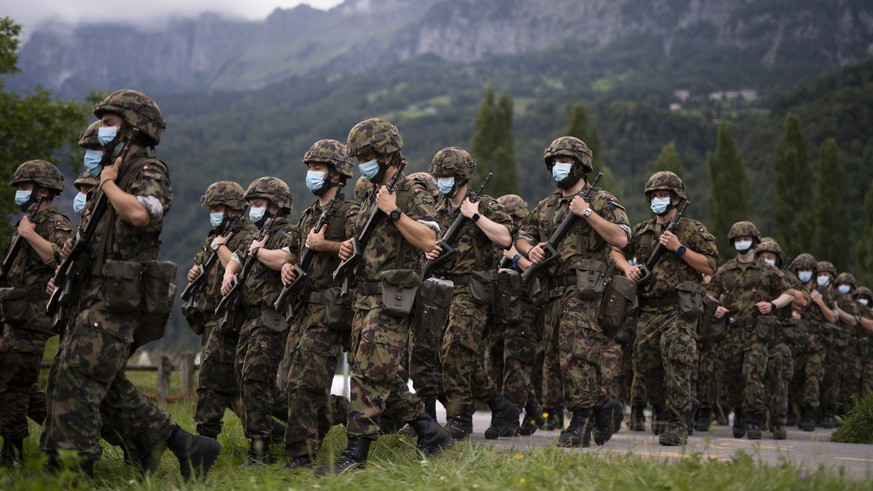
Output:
top-left (644, 171), bottom-right (687, 201)
top-left (543, 136), bottom-right (593, 173)
top-left (835, 272), bottom-right (856, 288)
top-left (816, 261), bottom-right (837, 276)
top-left (408, 172), bottom-right (439, 199)
top-left (727, 221), bottom-right (761, 243)
top-left (354, 176), bottom-right (372, 201)
top-left (497, 194), bottom-right (529, 222)
top-left (10, 160), bottom-right (65, 192)
top-left (201, 181), bottom-right (246, 210)
top-left (854, 286), bottom-right (872, 303)
top-left (78, 120), bottom-right (102, 150)
top-left (303, 139), bottom-right (354, 178)
top-left (428, 147), bottom-right (476, 180)
top-left (73, 171), bottom-right (99, 191)
top-left (756, 237), bottom-right (784, 267)
top-left (245, 177), bottom-right (293, 211)
top-left (93, 89), bottom-right (166, 146)
top-left (793, 253), bottom-right (817, 272)
top-left (346, 118), bottom-right (403, 158)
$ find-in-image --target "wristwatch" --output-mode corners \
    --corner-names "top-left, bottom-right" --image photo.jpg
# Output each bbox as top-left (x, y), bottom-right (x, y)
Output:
top-left (211, 242), bottom-right (226, 252)
top-left (674, 244), bottom-right (687, 257)
top-left (472, 212), bottom-right (481, 223)
top-left (389, 207), bottom-right (402, 222)
top-left (581, 208), bottom-right (592, 218)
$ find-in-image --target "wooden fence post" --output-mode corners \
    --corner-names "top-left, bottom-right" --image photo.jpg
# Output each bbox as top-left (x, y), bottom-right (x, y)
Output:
top-left (157, 355), bottom-right (172, 397)
top-left (180, 352), bottom-right (196, 397)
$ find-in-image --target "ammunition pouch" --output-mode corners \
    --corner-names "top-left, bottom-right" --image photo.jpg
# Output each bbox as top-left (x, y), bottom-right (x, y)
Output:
top-left (0, 287), bottom-right (29, 325)
top-left (611, 302), bottom-right (639, 345)
top-left (135, 283), bottom-right (176, 346)
top-left (574, 259), bottom-right (607, 300)
top-left (260, 293), bottom-right (289, 333)
top-left (102, 260), bottom-right (143, 314)
top-left (755, 315), bottom-right (780, 344)
top-left (417, 277), bottom-right (454, 340)
top-left (781, 317), bottom-right (809, 348)
top-left (702, 316), bottom-right (727, 344)
top-left (598, 275), bottom-right (636, 338)
top-left (181, 298), bottom-right (206, 335)
top-left (380, 269), bottom-right (421, 317)
top-left (492, 268), bottom-right (522, 324)
top-left (324, 286), bottom-right (354, 332)
top-left (675, 281), bottom-right (705, 320)
top-left (134, 261), bottom-right (178, 345)
top-left (469, 270), bottom-right (496, 306)
top-left (700, 295), bottom-right (719, 327)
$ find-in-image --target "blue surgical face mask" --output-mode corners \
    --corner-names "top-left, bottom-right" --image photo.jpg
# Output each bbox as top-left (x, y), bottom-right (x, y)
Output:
top-left (210, 212), bottom-right (225, 228)
top-left (734, 240), bottom-right (753, 254)
top-left (83, 149), bottom-right (103, 176)
top-left (306, 170), bottom-right (327, 193)
top-left (797, 271), bottom-right (813, 283)
top-left (859, 298), bottom-right (870, 307)
top-left (14, 190), bottom-right (32, 206)
top-left (552, 162), bottom-right (573, 183)
top-left (438, 177), bottom-right (455, 196)
top-left (249, 206), bottom-right (266, 224)
top-left (838, 284), bottom-right (851, 295)
top-left (763, 258), bottom-right (777, 267)
top-left (73, 192), bottom-right (87, 216)
top-left (359, 159), bottom-right (380, 181)
top-left (817, 275), bottom-right (830, 287)
top-left (650, 197), bottom-right (671, 215)
top-left (97, 126), bottom-right (118, 146)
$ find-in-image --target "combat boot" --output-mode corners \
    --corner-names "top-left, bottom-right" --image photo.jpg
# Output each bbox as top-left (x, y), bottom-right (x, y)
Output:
top-left (651, 402), bottom-right (668, 435)
top-left (445, 408), bottom-right (473, 440)
top-left (592, 397), bottom-right (622, 445)
top-left (484, 395), bottom-right (520, 439)
top-left (409, 412), bottom-right (454, 456)
top-left (558, 409), bottom-right (592, 447)
top-left (245, 438), bottom-right (275, 465)
top-left (540, 407), bottom-right (564, 430)
top-left (693, 407), bottom-right (711, 432)
top-left (422, 397), bottom-right (438, 421)
top-left (612, 406), bottom-right (624, 435)
top-left (746, 413), bottom-right (763, 440)
top-left (685, 398), bottom-right (700, 437)
top-left (658, 412), bottom-right (687, 446)
top-left (630, 404), bottom-right (646, 432)
top-left (166, 425), bottom-right (222, 480)
top-left (771, 423), bottom-right (787, 440)
top-left (732, 409), bottom-right (746, 438)
top-left (0, 437), bottom-right (23, 468)
top-left (820, 410), bottom-right (836, 429)
top-left (315, 436), bottom-right (372, 476)
top-left (284, 454), bottom-right (314, 470)
top-left (800, 406), bottom-right (816, 432)
top-left (270, 419), bottom-right (287, 444)
top-left (517, 401), bottom-right (543, 436)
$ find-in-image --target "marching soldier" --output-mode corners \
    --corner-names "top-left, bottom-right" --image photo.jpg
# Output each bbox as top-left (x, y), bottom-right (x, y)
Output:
top-left (833, 272), bottom-right (863, 414)
top-left (854, 286), bottom-right (873, 395)
top-left (816, 261), bottom-right (842, 428)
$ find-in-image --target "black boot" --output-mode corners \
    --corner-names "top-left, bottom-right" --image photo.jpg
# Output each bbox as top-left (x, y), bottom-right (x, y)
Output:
top-left (693, 407), bottom-right (712, 432)
top-left (820, 410), bottom-right (836, 429)
top-left (651, 402), bottom-right (668, 435)
top-left (630, 404), bottom-right (646, 432)
top-left (771, 423), bottom-right (787, 440)
top-left (732, 409), bottom-right (746, 438)
top-left (800, 406), bottom-right (816, 432)
top-left (167, 425), bottom-right (222, 480)
top-left (658, 411), bottom-right (688, 446)
top-left (315, 436), bottom-right (372, 476)
top-left (409, 412), bottom-right (454, 456)
top-left (592, 397), bottom-right (622, 446)
top-left (270, 419), bottom-right (287, 444)
top-left (517, 401), bottom-right (543, 436)
top-left (746, 413), bottom-right (763, 440)
top-left (445, 412), bottom-right (473, 440)
top-left (284, 454), bottom-right (314, 470)
top-left (558, 409), bottom-right (591, 447)
top-left (685, 398), bottom-right (699, 437)
top-left (612, 406), bottom-right (624, 435)
top-left (422, 397), bottom-right (438, 421)
top-left (0, 437), bottom-right (23, 468)
top-left (245, 438), bottom-right (275, 465)
top-left (484, 395), bottom-right (521, 440)
top-left (540, 407), bottom-right (564, 430)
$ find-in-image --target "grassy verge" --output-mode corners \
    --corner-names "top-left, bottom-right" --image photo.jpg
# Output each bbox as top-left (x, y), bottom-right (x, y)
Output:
top-left (832, 392), bottom-right (873, 444)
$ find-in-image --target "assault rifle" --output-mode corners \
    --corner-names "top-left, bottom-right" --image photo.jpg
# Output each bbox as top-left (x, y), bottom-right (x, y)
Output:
top-left (636, 200), bottom-right (690, 286)
top-left (520, 172), bottom-right (602, 285)
top-left (273, 181), bottom-right (346, 317)
top-left (0, 199), bottom-right (46, 284)
top-left (420, 173), bottom-right (492, 280)
top-left (180, 209), bottom-right (249, 303)
top-left (332, 160), bottom-right (407, 291)
top-left (214, 212), bottom-right (275, 318)
top-left (46, 129), bottom-right (139, 331)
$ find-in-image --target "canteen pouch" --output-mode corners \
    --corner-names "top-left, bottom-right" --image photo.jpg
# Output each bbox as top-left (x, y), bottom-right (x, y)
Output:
top-left (181, 298), bottom-right (206, 335)
top-left (781, 317), bottom-right (809, 348)
top-left (469, 270), bottom-right (497, 305)
top-left (493, 268), bottom-right (522, 323)
top-left (598, 275), bottom-right (636, 337)
top-left (0, 287), bottom-right (28, 325)
top-left (755, 315), bottom-right (780, 344)
top-left (324, 286), bottom-right (354, 332)
top-left (700, 295), bottom-right (719, 327)
top-left (574, 259), bottom-right (607, 300)
top-left (135, 283), bottom-right (176, 345)
top-left (675, 281), bottom-right (705, 320)
top-left (141, 261), bottom-right (177, 315)
top-left (417, 277), bottom-right (454, 339)
top-left (102, 260), bottom-right (142, 314)
top-left (380, 269), bottom-right (422, 317)
top-left (260, 293), bottom-right (289, 333)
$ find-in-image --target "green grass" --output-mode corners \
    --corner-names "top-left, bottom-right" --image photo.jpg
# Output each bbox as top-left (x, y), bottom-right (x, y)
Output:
top-left (832, 392), bottom-right (873, 444)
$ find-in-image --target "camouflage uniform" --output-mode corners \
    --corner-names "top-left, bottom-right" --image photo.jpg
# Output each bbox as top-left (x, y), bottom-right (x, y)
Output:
top-left (834, 273), bottom-right (862, 412)
top-left (787, 254), bottom-right (826, 430)
top-left (855, 287), bottom-right (873, 395)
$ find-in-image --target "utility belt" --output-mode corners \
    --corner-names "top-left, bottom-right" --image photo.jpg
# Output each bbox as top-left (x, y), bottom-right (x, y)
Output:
top-left (443, 274), bottom-right (471, 286)
top-left (357, 281), bottom-right (381, 295)
top-left (640, 294), bottom-right (678, 309)
top-left (732, 317), bottom-right (756, 330)
top-left (305, 291), bottom-right (323, 304)
top-left (551, 274), bottom-right (576, 287)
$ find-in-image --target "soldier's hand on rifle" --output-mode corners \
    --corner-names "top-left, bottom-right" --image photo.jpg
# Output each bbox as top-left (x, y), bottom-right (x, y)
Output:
top-left (460, 198), bottom-right (478, 218)
top-left (61, 238), bottom-right (74, 259)
top-left (658, 230), bottom-right (680, 252)
top-left (220, 273), bottom-right (236, 296)
top-left (338, 238), bottom-right (354, 261)
top-left (210, 232), bottom-right (232, 250)
top-left (250, 235), bottom-right (268, 255)
top-left (810, 289), bottom-right (823, 304)
top-left (46, 277), bottom-right (57, 296)
top-left (425, 243), bottom-right (443, 261)
top-left (281, 263), bottom-right (297, 285)
top-left (17, 215), bottom-right (36, 239)
top-left (626, 265), bottom-right (644, 282)
top-left (375, 185), bottom-right (397, 214)
top-left (101, 156), bottom-right (121, 185)
top-left (305, 225), bottom-right (327, 251)
top-left (528, 242), bottom-right (548, 264)
top-left (569, 195), bottom-right (591, 217)
top-left (187, 265), bottom-right (202, 282)
top-left (714, 306), bottom-right (729, 319)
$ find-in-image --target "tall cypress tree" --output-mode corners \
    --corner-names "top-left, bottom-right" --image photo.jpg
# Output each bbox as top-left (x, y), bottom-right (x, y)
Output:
top-left (707, 122), bottom-right (748, 259)
top-left (856, 182), bottom-right (873, 287)
top-left (812, 138), bottom-right (851, 270)
top-left (653, 141), bottom-right (685, 177)
top-left (772, 113), bottom-right (814, 257)
top-left (565, 102), bottom-right (614, 192)
top-left (470, 87), bottom-right (519, 195)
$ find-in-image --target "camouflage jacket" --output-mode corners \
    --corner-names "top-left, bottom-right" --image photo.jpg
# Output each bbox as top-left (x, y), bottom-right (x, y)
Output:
top-left (776, 270), bottom-right (811, 319)
top-left (431, 193), bottom-right (511, 275)
top-left (191, 217), bottom-right (257, 313)
top-left (237, 217), bottom-right (295, 307)
top-left (800, 283), bottom-right (834, 326)
top-left (834, 291), bottom-right (860, 330)
top-left (518, 185), bottom-right (630, 276)
top-left (286, 195), bottom-right (359, 293)
top-left (706, 257), bottom-right (791, 319)
top-left (620, 216), bottom-right (718, 298)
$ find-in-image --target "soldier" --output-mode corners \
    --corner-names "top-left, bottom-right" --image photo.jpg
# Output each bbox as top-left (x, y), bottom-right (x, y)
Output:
top-left (0, 161), bottom-right (72, 467)
top-left (611, 171), bottom-right (717, 445)
top-left (184, 181), bottom-right (258, 440)
top-left (756, 238), bottom-right (809, 439)
top-left (318, 118), bottom-right (452, 475)
top-left (72, 171), bottom-right (99, 217)
top-left (833, 272), bottom-right (862, 414)
top-left (354, 176), bottom-right (372, 202)
top-left (707, 221), bottom-right (794, 440)
top-left (280, 139), bottom-right (359, 469)
top-left (854, 286), bottom-right (873, 395)
top-left (816, 260), bottom-right (842, 428)
top-left (219, 177), bottom-right (294, 464)
top-left (41, 90), bottom-right (220, 479)
top-left (789, 253), bottom-right (829, 431)
top-left (424, 147), bottom-right (517, 440)
top-left (515, 136), bottom-right (631, 447)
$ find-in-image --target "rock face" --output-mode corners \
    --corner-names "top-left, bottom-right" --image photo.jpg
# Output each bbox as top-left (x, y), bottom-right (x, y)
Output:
top-left (8, 0), bottom-right (873, 97)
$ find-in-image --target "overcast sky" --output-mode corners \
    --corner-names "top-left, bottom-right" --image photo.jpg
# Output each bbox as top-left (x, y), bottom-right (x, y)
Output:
top-left (6, 0), bottom-right (346, 34)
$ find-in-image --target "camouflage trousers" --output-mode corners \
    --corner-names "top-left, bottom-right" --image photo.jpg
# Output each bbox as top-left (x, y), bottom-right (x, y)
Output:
top-left (409, 298), bottom-right (445, 401)
top-left (821, 345), bottom-right (845, 413)
top-left (283, 302), bottom-right (345, 458)
top-left (485, 302), bottom-right (541, 408)
top-left (235, 314), bottom-right (286, 440)
top-left (839, 349), bottom-right (863, 410)
top-left (765, 341), bottom-right (794, 425)
top-left (601, 338), bottom-right (627, 405)
top-left (441, 289), bottom-right (497, 415)
top-left (539, 304), bottom-right (563, 410)
top-left (347, 301), bottom-right (424, 438)
top-left (789, 334), bottom-right (824, 410)
top-left (720, 328), bottom-right (768, 415)
top-left (696, 341), bottom-right (722, 411)
top-left (632, 306), bottom-right (697, 416)
top-left (0, 347), bottom-right (44, 439)
top-left (40, 280), bottom-right (175, 463)
top-left (195, 321), bottom-right (242, 438)
top-left (862, 357), bottom-right (873, 395)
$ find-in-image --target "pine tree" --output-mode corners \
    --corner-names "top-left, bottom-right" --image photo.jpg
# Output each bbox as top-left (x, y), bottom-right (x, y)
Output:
top-left (811, 138), bottom-right (852, 270)
top-left (564, 102), bottom-right (615, 192)
top-left (470, 87), bottom-right (519, 195)
top-left (653, 141), bottom-right (684, 177)
top-left (707, 122), bottom-right (748, 259)
top-left (856, 182), bottom-right (873, 287)
top-left (772, 113), bottom-right (814, 258)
